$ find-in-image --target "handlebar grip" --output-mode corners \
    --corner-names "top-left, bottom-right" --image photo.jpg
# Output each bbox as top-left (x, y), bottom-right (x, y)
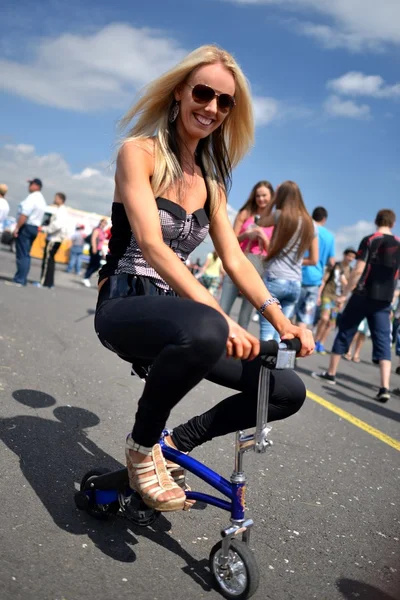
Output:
top-left (280, 338), bottom-right (301, 353)
top-left (259, 338), bottom-right (301, 357)
top-left (259, 340), bottom-right (279, 357)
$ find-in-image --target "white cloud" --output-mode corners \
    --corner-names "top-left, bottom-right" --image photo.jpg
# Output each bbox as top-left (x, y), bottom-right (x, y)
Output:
top-left (0, 144), bottom-right (114, 216)
top-left (0, 24), bottom-right (287, 130)
top-left (227, 0), bottom-right (400, 51)
top-left (253, 96), bottom-right (280, 125)
top-left (327, 71), bottom-right (400, 98)
top-left (0, 24), bottom-right (187, 111)
top-left (296, 22), bottom-right (373, 52)
top-left (253, 95), bottom-right (313, 126)
top-left (324, 95), bottom-right (370, 119)
top-left (334, 220), bottom-right (374, 257)
top-left (0, 143), bottom-right (236, 260)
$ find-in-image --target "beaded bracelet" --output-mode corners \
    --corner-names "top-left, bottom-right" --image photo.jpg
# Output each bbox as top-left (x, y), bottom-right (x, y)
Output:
top-left (259, 297), bottom-right (281, 315)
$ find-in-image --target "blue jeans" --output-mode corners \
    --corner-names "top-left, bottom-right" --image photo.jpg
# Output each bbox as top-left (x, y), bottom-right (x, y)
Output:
top-left (295, 285), bottom-right (320, 326)
top-left (84, 251), bottom-right (102, 280)
top-left (66, 246), bottom-right (83, 274)
top-left (13, 224), bottom-right (38, 285)
top-left (219, 254), bottom-right (265, 329)
top-left (332, 294), bottom-right (392, 361)
top-left (260, 277), bottom-right (301, 341)
top-left (219, 276), bottom-right (254, 329)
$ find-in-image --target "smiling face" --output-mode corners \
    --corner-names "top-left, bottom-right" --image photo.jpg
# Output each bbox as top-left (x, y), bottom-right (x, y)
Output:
top-left (255, 185), bottom-right (272, 210)
top-left (174, 62), bottom-right (235, 144)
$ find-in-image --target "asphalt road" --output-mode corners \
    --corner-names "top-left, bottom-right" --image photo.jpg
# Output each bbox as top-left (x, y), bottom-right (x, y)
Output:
top-left (1, 248), bottom-right (399, 600)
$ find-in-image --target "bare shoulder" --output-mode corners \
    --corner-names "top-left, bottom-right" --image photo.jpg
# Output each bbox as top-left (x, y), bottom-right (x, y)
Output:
top-left (238, 208), bottom-right (250, 220)
top-left (234, 207), bottom-right (250, 225)
top-left (117, 137), bottom-right (155, 173)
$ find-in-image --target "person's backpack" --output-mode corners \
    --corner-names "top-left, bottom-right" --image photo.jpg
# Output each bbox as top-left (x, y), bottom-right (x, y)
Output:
top-left (84, 233), bottom-right (92, 245)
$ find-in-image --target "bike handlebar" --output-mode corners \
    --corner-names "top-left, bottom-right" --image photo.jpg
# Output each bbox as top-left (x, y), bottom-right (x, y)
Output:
top-left (259, 338), bottom-right (301, 357)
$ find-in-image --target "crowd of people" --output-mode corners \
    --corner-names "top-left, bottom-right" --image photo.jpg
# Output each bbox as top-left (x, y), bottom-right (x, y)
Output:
top-left (0, 178), bottom-right (110, 289)
top-left (1, 44), bottom-right (399, 516)
top-left (1, 176), bottom-right (400, 404)
top-left (192, 183), bottom-right (400, 402)
top-left (1, 176), bottom-right (399, 405)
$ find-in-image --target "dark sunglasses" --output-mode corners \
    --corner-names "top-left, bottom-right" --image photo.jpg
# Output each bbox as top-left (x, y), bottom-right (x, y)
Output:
top-left (186, 83), bottom-right (235, 113)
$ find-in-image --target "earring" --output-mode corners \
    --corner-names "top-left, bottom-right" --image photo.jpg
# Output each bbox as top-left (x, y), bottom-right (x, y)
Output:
top-left (169, 101), bottom-right (180, 123)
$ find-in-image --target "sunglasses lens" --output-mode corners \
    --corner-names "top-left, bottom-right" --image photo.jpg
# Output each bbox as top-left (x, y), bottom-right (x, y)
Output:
top-left (191, 84), bottom-right (235, 113)
top-left (192, 84), bottom-right (214, 104)
top-left (218, 94), bottom-right (234, 112)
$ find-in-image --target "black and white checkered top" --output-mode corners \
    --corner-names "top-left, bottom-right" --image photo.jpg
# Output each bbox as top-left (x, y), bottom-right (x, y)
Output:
top-left (98, 198), bottom-right (210, 291)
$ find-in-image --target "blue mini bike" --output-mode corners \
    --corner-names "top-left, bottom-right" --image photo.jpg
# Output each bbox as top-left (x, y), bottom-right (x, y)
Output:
top-left (75, 339), bottom-right (299, 599)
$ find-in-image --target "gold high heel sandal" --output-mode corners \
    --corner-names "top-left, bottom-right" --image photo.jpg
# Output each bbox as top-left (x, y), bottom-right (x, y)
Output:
top-left (125, 435), bottom-right (186, 512)
top-left (163, 437), bottom-right (196, 511)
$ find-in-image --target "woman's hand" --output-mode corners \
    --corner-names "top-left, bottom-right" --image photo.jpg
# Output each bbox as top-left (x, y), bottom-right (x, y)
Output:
top-left (225, 316), bottom-right (260, 361)
top-left (279, 323), bottom-right (315, 357)
top-left (244, 227), bottom-right (269, 251)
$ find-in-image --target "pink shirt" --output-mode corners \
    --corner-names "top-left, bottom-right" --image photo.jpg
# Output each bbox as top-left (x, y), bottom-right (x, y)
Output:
top-left (239, 216), bottom-right (273, 256)
top-left (95, 227), bottom-right (106, 252)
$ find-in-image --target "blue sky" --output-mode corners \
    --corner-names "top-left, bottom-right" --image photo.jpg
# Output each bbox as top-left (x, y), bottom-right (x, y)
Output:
top-left (0, 0), bottom-right (399, 257)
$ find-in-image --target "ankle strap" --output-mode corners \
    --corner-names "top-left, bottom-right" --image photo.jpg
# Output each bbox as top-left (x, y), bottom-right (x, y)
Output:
top-left (126, 434), bottom-right (153, 456)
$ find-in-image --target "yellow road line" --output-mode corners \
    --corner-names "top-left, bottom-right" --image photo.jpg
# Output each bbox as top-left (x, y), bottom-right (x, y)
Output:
top-left (306, 389), bottom-right (400, 452)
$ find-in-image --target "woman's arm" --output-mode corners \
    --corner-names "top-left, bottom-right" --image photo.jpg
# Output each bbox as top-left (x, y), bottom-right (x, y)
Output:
top-left (116, 141), bottom-right (229, 313)
top-left (257, 214), bottom-right (275, 228)
top-left (116, 142), bottom-right (266, 360)
top-left (302, 235), bottom-right (318, 266)
top-left (233, 209), bottom-right (250, 238)
top-left (210, 197), bottom-right (314, 355)
top-left (257, 204), bottom-right (276, 228)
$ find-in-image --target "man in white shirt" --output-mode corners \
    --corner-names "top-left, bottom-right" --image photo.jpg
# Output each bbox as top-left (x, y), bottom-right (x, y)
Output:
top-left (37, 192), bottom-right (69, 288)
top-left (0, 183), bottom-right (10, 235)
top-left (12, 178), bottom-right (47, 286)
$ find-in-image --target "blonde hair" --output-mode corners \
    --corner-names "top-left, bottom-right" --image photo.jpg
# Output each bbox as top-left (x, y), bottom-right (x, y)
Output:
top-left (0, 183), bottom-right (8, 196)
top-left (119, 44), bottom-right (254, 214)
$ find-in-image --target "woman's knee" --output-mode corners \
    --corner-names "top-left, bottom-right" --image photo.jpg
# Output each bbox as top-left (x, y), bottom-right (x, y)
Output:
top-left (287, 371), bottom-right (306, 415)
top-left (184, 306), bottom-right (229, 362)
top-left (277, 370), bottom-right (306, 417)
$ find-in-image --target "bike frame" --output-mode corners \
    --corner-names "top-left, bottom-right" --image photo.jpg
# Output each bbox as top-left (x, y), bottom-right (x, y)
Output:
top-left (92, 344), bottom-right (296, 531)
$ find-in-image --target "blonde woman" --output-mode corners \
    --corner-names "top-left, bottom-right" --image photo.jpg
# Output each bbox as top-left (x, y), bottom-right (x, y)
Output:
top-left (197, 250), bottom-right (223, 297)
top-left (95, 45), bottom-right (314, 513)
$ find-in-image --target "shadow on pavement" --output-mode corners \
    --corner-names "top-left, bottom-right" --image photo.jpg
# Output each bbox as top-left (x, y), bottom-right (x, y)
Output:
top-left (74, 308), bottom-right (96, 323)
top-left (297, 365), bottom-right (400, 423)
top-left (326, 385), bottom-right (400, 423)
top-left (0, 274), bottom-right (13, 283)
top-left (0, 389), bottom-right (212, 591)
top-left (337, 578), bottom-right (398, 600)
top-left (298, 361), bottom-right (376, 393)
top-left (0, 274), bottom-right (36, 285)
top-left (335, 371), bottom-right (379, 392)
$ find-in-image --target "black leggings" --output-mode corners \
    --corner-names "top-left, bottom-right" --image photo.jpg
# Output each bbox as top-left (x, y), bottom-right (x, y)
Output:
top-left (85, 251), bottom-right (102, 280)
top-left (95, 284), bottom-right (306, 452)
top-left (40, 240), bottom-right (61, 288)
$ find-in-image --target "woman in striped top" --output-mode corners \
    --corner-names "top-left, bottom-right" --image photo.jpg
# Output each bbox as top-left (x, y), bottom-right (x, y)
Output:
top-left (95, 45), bottom-right (314, 513)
